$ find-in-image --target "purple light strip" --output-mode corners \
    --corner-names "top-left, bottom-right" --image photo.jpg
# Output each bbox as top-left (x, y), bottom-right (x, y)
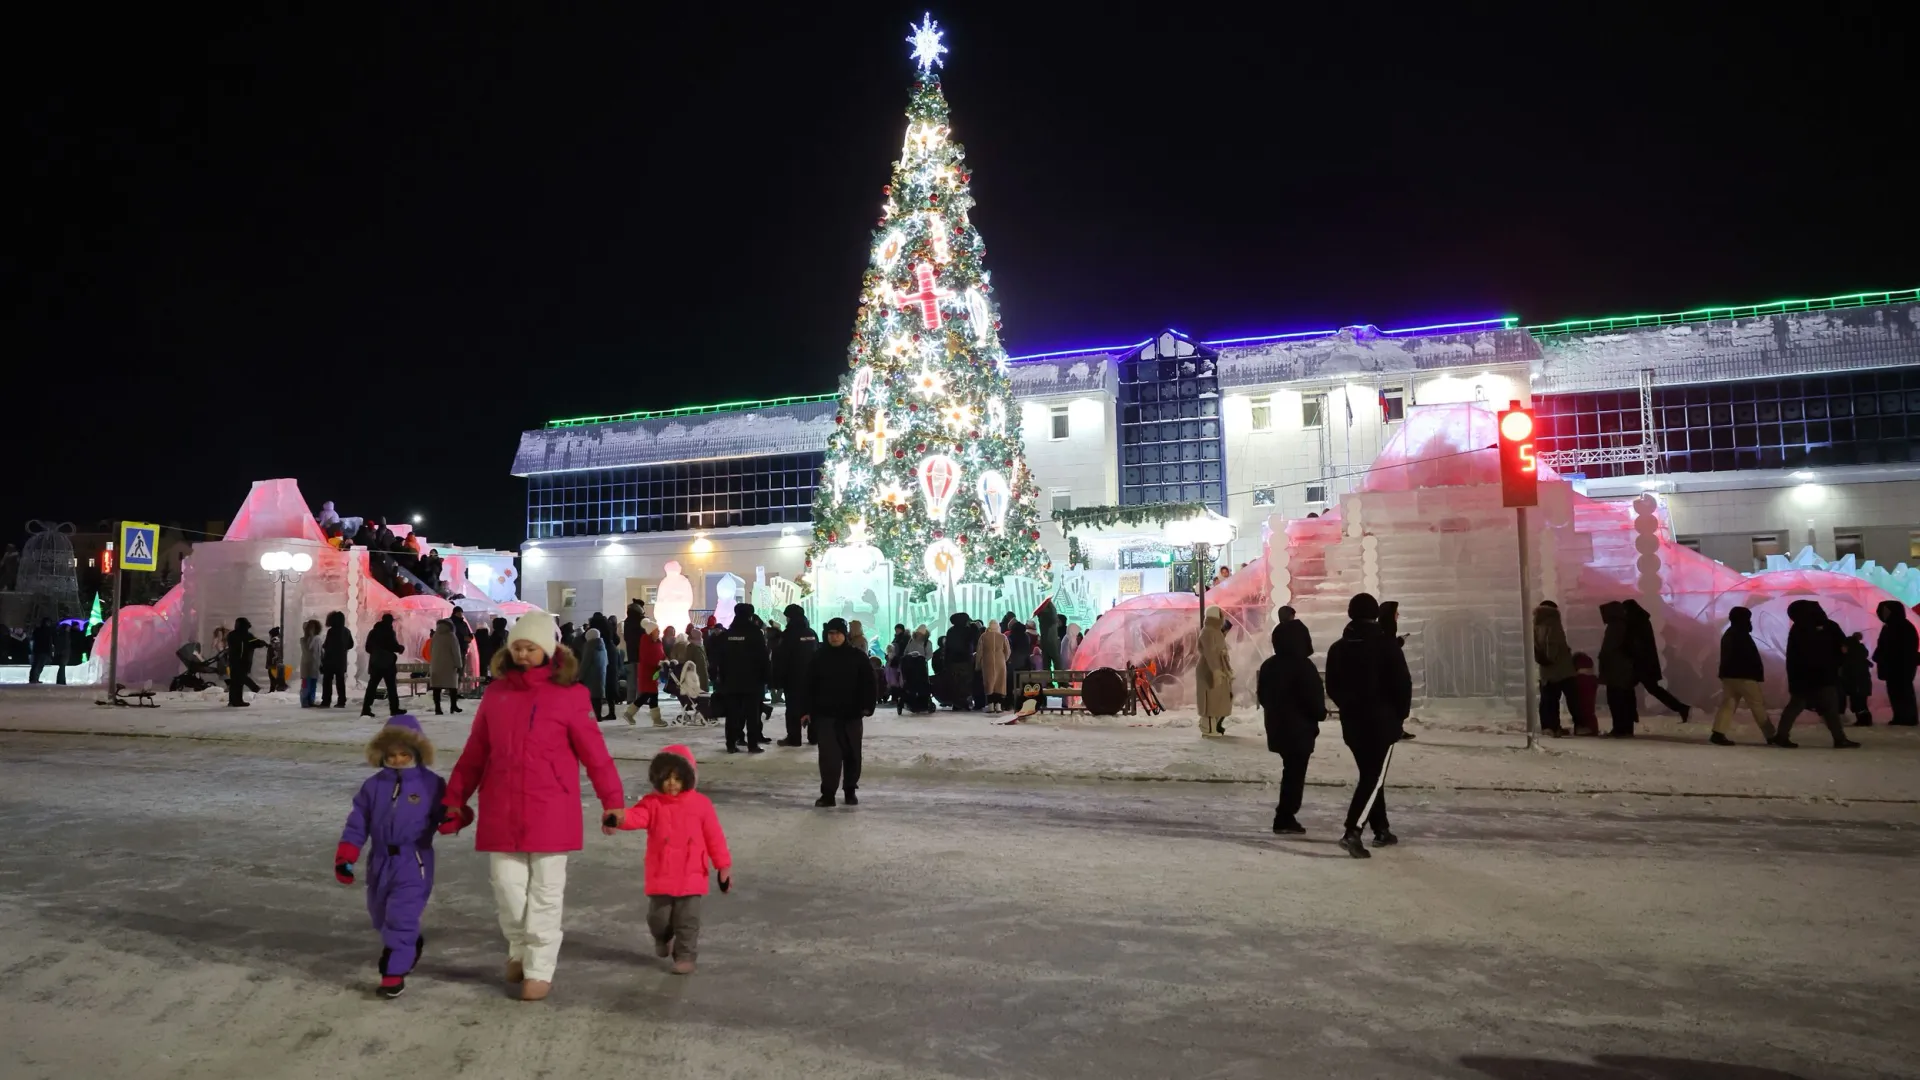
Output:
top-left (1007, 316), bottom-right (1514, 363)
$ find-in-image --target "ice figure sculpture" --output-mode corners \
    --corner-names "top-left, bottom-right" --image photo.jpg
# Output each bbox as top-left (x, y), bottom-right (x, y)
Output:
top-left (655, 561), bottom-right (693, 633)
top-left (1072, 402), bottom-right (1920, 723)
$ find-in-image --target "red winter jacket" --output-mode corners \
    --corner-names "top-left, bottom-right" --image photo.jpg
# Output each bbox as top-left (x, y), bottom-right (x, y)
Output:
top-left (635, 633), bottom-right (667, 685)
top-left (616, 744), bottom-right (731, 897)
top-left (443, 660), bottom-right (625, 853)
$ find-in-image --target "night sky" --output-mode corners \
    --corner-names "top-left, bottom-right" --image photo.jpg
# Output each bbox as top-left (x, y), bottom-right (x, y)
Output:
top-left (11, 6), bottom-right (1913, 554)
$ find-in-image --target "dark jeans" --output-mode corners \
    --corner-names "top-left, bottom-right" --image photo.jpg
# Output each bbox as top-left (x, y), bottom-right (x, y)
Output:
top-left (818, 716), bottom-right (865, 797)
top-left (1606, 684), bottom-right (1639, 735)
top-left (432, 687), bottom-right (461, 713)
top-left (1845, 688), bottom-right (1872, 724)
top-left (1343, 740), bottom-right (1392, 834)
top-left (785, 701), bottom-right (813, 744)
top-left (362, 667), bottom-right (399, 715)
top-left (1778, 686), bottom-right (1846, 744)
top-left (1275, 750), bottom-right (1312, 821)
top-left (320, 671), bottom-right (347, 707)
top-left (1887, 677), bottom-right (1918, 726)
top-left (1539, 676), bottom-right (1574, 732)
top-left (1640, 678), bottom-right (1689, 716)
top-left (28, 657), bottom-right (45, 683)
top-left (721, 693), bottom-right (764, 749)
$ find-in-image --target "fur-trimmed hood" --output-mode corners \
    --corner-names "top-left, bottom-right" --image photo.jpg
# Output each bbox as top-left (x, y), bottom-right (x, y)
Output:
top-left (366, 717), bottom-right (434, 767)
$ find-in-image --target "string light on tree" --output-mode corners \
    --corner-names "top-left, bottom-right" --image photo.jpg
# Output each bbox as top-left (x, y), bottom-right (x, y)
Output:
top-left (809, 16), bottom-right (1049, 592)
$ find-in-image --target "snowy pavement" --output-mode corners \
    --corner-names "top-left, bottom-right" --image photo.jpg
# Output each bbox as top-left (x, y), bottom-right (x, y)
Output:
top-left (1, 735), bottom-right (1915, 1079)
top-left (4, 684), bottom-right (1918, 802)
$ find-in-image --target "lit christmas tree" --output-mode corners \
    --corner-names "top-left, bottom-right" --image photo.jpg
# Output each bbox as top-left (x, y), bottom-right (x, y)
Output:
top-left (809, 14), bottom-right (1049, 595)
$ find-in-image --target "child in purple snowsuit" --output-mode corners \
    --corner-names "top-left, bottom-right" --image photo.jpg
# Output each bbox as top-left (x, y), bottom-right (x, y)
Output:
top-left (334, 714), bottom-right (469, 999)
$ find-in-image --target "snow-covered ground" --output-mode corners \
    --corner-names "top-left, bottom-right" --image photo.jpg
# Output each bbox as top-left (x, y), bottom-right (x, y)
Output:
top-left (4, 683), bottom-right (1915, 802)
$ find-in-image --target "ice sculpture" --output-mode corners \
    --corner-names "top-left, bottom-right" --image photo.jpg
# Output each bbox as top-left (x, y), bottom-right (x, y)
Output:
top-left (1072, 402), bottom-right (1920, 719)
top-left (654, 560), bottom-right (693, 633)
top-left (94, 478), bottom-right (525, 690)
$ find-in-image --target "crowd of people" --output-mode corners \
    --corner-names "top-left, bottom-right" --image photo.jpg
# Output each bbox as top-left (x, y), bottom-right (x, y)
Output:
top-left (315, 502), bottom-right (451, 599)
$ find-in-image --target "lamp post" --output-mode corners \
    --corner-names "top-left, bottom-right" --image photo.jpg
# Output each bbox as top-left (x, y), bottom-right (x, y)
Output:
top-left (1166, 511), bottom-right (1238, 628)
top-left (260, 552), bottom-right (312, 685)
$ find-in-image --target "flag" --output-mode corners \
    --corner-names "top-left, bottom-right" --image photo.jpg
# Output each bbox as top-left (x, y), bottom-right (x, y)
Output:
top-left (1379, 388), bottom-right (1391, 420)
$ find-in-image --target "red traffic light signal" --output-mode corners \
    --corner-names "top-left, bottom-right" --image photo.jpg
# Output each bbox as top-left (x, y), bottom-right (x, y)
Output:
top-left (1498, 401), bottom-right (1538, 508)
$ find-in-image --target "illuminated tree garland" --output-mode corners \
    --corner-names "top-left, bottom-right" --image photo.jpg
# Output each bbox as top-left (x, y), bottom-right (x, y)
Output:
top-left (809, 17), bottom-right (1050, 593)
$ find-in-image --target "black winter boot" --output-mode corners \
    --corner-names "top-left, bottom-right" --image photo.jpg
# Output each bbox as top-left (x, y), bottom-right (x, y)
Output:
top-left (1338, 830), bottom-right (1371, 859)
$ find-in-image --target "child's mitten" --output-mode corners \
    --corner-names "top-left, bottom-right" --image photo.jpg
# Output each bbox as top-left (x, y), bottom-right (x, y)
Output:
top-left (334, 842), bottom-right (359, 885)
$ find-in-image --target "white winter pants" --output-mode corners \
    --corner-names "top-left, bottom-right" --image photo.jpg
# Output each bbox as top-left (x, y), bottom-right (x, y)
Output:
top-left (489, 852), bottom-right (568, 982)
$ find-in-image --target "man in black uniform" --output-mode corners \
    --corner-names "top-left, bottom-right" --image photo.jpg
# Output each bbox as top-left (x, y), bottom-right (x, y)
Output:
top-left (771, 603), bottom-right (819, 746)
top-left (1323, 593), bottom-right (1412, 859)
top-left (708, 602), bottom-right (769, 753)
top-left (360, 612), bottom-right (404, 717)
top-left (803, 618), bottom-right (877, 807)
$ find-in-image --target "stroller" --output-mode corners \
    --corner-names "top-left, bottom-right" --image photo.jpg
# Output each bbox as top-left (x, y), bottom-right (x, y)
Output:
top-left (171, 642), bottom-right (219, 692)
top-left (664, 658), bottom-right (714, 726)
top-left (895, 653), bottom-right (936, 715)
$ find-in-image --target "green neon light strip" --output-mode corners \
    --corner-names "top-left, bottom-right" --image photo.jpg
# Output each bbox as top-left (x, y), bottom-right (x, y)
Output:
top-left (546, 392), bottom-right (841, 429)
top-left (1522, 288), bottom-right (1919, 337)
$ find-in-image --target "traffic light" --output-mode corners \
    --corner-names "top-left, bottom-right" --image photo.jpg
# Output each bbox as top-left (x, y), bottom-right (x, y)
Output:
top-left (1498, 401), bottom-right (1538, 508)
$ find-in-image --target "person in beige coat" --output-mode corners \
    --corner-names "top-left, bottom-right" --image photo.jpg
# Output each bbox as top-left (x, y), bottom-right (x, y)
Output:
top-left (975, 622), bottom-right (1010, 715)
top-left (428, 619), bottom-right (463, 715)
top-left (1197, 606), bottom-right (1234, 736)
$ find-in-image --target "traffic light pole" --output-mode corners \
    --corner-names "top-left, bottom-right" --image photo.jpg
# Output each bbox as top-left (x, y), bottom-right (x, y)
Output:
top-left (1517, 505), bottom-right (1539, 749)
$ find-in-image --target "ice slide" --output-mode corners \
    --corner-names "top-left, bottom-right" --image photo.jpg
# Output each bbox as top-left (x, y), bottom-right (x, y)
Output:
top-left (1071, 403), bottom-right (1920, 717)
top-left (94, 479), bottom-right (526, 690)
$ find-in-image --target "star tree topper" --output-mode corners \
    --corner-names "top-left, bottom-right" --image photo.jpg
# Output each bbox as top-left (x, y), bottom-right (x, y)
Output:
top-left (907, 13), bottom-right (948, 73)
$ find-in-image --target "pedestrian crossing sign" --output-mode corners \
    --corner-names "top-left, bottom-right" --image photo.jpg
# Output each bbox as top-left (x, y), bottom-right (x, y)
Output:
top-left (120, 522), bottom-right (160, 572)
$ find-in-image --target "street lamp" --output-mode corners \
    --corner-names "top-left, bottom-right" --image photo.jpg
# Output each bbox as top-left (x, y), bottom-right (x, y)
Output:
top-left (260, 552), bottom-right (313, 674)
top-left (1165, 511), bottom-right (1238, 627)
top-left (411, 513), bottom-right (424, 525)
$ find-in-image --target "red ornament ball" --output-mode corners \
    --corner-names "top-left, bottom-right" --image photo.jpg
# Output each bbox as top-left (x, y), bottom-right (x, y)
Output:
top-left (917, 443), bottom-right (927, 453)
top-left (1030, 530), bottom-right (1041, 541)
top-left (928, 194), bottom-right (939, 204)
top-left (957, 534), bottom-right (968, 545)
top-left (909, 404), bottom-right (919, 412)
top-left (835, 414), bottom-right (844, 424)
top-left (894, 449), bottom-right (905, 458)
top-left (933, 530), bottom-right (943, 539)
top-left (829, 532), bottom-right (838, 544)
top-left (986, 556), bottom-right (995, 565)
top-left (882, 184), bottom-right (892, 195)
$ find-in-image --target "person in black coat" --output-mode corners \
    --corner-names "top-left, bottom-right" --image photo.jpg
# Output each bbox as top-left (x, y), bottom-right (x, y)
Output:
top-left (803, 618), bottom-right (877, 807)
top-left (1322, 592), bottom-right (1412, 859)
top-left (1841, 631), bottom-right (1874, 727)
top-left (360, 613), bottom-right (404, 718)
top-left (1872, 600), bottom-right (1919, 726)
top-left (708, 602), bottom-right (770, 753)
top-left (320, 610), bottom-right (353, 707)
top-left (28, 618), bottom-right (53, 683)
top-left (938, 612), bottom-right (975, 709)
top-left (1709, 606), bottom-right (1774, 745)
top-left (1258, 619), bottom-right (1326, 835)
top-left (225, 617), bottom-right (266, 707)
top-left (1773, 600), bottom-right (1858, 749)
top-left (1621, 599), bottom-right (1691, 722)
top-left (771, 604), bottom-right (820, 746)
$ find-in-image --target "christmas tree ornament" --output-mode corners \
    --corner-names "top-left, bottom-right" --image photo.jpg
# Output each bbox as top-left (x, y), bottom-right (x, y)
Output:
top-left (977, 470), bottom-right (1011, 534)
top-left (849, 366), bottom-right (873, 413)
top-left (924, 538), bottom-right (966, 586)
top-left (916, 454), bottom-right (962, 520)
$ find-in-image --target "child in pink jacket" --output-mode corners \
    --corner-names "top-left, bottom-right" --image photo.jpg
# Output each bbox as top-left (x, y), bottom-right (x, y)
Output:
top-left (605, 744), bottom-right (732, 974)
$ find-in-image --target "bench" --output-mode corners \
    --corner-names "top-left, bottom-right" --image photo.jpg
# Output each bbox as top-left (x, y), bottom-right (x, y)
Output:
top-left (397, 662), bottom-right (430, 697)
top-left (1016, 669), bottom-right (1090, 714)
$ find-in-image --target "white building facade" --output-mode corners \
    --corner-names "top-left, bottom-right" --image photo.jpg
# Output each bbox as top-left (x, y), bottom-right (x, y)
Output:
top-left (514, 289), bottom-right (1920, 618)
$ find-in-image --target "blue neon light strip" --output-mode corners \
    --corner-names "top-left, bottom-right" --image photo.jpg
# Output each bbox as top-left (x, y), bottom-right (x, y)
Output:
top-left (1006, 315), bottom-right (1517, 362)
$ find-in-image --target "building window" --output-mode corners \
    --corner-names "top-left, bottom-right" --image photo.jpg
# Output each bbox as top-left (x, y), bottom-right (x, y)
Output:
top-left (1304, 483), bottom-right (1328, 504)
top-left (1382, 386), bottom-right (1405, 423)
top-left (1249, 395), bottom-right (1273, 432)
top-left (524, 451), bottom-right (825, 539)
top-left (1117, 337), bottom-right (1226, 512)
top-left (1050, 405), bottom-right (1070, 440)
top-left (1302, 394), bottom-right (1326, 429)
top-left (1675, 536), bottom-right (1702, 552)
top-left (1752, 533), bottom-right (1785, 570)
top-left (1835, 531), bottom-right (1865, 561)
top-left (1252, 486), bottom-right (1275, 506)
top-left (1051, 489), bottom-right (1072, 513)
top-left (1911, 531), bottom-right (1920, 560)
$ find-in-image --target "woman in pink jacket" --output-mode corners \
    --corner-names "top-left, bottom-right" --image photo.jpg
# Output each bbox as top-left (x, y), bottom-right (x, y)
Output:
top-left (606, 744), bottom-right (732, 974)
top-left (440, 611), bottom-right (625, 1002)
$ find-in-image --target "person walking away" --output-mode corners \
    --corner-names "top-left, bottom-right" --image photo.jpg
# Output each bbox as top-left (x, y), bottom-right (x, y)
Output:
top-left (1323, 592), bottom-right (1411, 859)
top-left (321, 611), bottom-right (353, 708)
top-left (1597, 602), bottom-right (1639, 737)
top-left (1622, 600), bottom-right (1691, 722)
top-left (54, 620), bottom-right (72, 685)
top-left (334, 714), bottom-right (467, 999)
top-left (361, 613), bottom-right (404, 718)
top-left (266, 627), bottom-right (288, 693)
top-left (226, 618), bottom-right (267, 707)
top-left (439, 611), bottom-right (626, 1002)
top-left (605, 745), bottom-right (733, 974)
top-left (603, 621), bottom-right (626, 721)
top-left (1006, 619), bottom-right (1033, 707)
top-left (803, 618), bottom-right (877, 807)
top-left (299, 619), bottom-right (323, 707)
top-left (1060, 620), bottom-right (1083, 670)
top-left (1196, 606), bottom-right (1234, 737)
top-left (770, 604), bottom-right (818, 745)
top-left (938, 613), bottom-right (974, 709)
top-left (709, 603), bottom-right (769, 753)
top-left (1872, 600), bottom-right (1919, 726)
top-left (1841, 632), bottom-right (1874, 727)
top-left (579, 626), bottom-right (609, 721)
top-left (1258, 619), bottom-right (1326, 834)
top-left (1377, 601), bottom-right (1415, 741)
top-left (1773, 600), bottom-right (1860, 749)
top-left (428, 618), bottom-right (463, 715)
top-left (27, 617), bottom-right (52, 682)
top-left (1571, 652), bottom-right (1600, 736)
top-left (1533, 601), bottom-right (1576, 736)
top-left (1711, 606), bottom-right (1775, 745)
top-left (975, 619), bottom-right (1009, 715)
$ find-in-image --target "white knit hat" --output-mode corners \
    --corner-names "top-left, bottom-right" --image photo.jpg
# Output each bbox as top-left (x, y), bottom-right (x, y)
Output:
top-left (507, 611), bottom-right (560, 652)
